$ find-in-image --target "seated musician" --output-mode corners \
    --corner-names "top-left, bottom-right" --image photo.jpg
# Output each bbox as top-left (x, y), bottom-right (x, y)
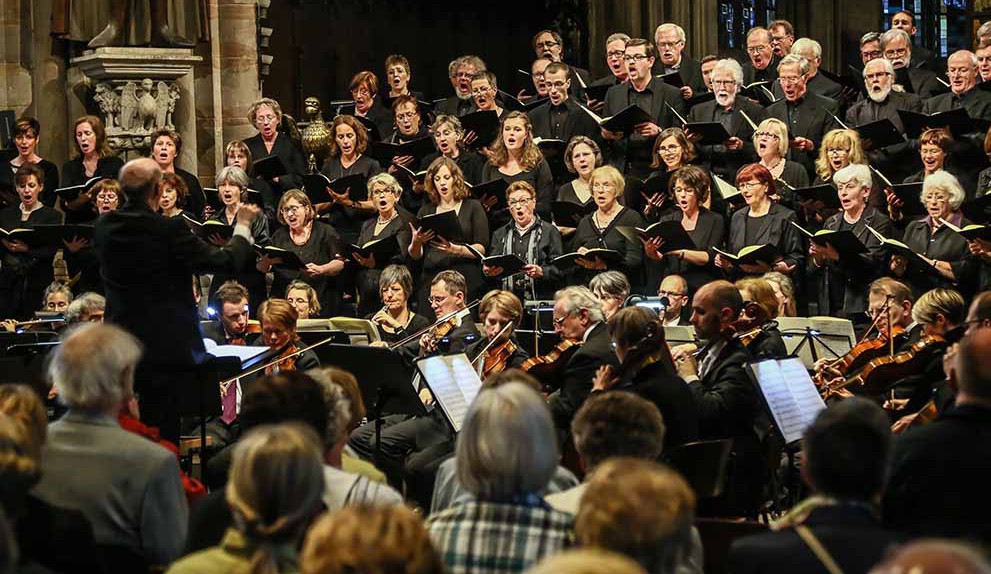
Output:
top-left (348, 270), bottom-right (479, 485)
top-left (658, 274), bottom-right (691, 326)
top-left (368, 264), bottom-right (430, 345)
top-left (0, 281), bottom-right (73, 332)
top-left (591, 305), bottom-right (700, 451)
top-left (673, 279), bottom-right (764, 516)
top-left (64, 292), bottom-right (105, 325)
top-left (484, 181), bottom-right (564, 302)
top-left (547, 285), bottom-right (619, 432)
top-left (810, 164), bottom-right (894, 323)
top-left (286, 279), bottom-right (321, 320)
top-left (589, 270), bottom-right (629, 321)
top-left (735, 277), bottom-right (788, 359)
top-left (887, 288), bottom-right (965, 430)
top-left (256, 298), bottom-right (320, 374)
top-left (201, 280), bottom-right (252, 346)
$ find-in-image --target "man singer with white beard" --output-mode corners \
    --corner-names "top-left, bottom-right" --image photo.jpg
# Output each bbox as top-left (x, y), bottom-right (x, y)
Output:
top-left (846, 57), bottom-right (922, 184)
top-left (686, 58), bottom-right (767, 181)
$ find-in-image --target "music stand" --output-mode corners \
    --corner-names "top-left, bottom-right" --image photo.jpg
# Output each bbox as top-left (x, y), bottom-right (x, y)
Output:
top-left (0, 332), bottom-right (57, 356)
top-left (296, 329), bottom-right (349, 347)
top-left (0, 342), bottom-right (59, 398)
top-left (518, 300), bottom-right (556, 357)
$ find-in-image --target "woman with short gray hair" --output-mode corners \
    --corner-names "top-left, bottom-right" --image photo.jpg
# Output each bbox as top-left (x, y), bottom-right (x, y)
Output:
top-left (352, 172), bottom-right (413, 317)
top-left (589, 270), bottom-right (630, 320)
top-left (206, 165), bottom-right (270, 311)
top-left (890, 169), bottom-right (972, 294)
top-left (427, 382), bottom-right (572, 574)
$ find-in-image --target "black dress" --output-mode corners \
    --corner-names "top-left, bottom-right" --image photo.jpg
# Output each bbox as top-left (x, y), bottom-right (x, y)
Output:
top-left (480, 160), bottom-right (555, 228)
top-left (207, 208), bottom-right (271, 313)
top-left (725, 203), bottom-right (804, 280)
top-left (244, 132), bottom-right (307, 199)
top-left (353, 210), bottom-right (413, 317)
top-left (656, 207), bottom-right (726, 296)
top-left (0, 158), bottom-right (59, 208)
top-left (413, 199), bottom-right (490, 318)
top-left (569, 206), bottom-right (645, 288)
top-left (0, 205), bottom-right (63, 319)
top-left (899, 215), bottom-right (973, 296)
top-left (269, 220), bottom-right (345, 317)
top-left (320, 155), bottom-right (383, 246)
top-left (59, 155), bottom-right (125, 223)
top-left (175, 167), bottom-right (206, 221)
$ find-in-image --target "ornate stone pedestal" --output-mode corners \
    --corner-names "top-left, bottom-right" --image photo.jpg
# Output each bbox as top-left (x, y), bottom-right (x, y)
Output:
top-left (69, 47), bottom-right (203, 169)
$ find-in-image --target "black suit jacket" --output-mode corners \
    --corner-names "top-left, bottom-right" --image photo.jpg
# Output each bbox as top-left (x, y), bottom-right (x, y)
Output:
top-left (602, 77), bottom-right (687, 176)
top-left (743, 59), bottom-right (779, 86)
top-left (434, 96), bottom-right (475, 117)
top-left (766, 93), bottom-right (841, 176)
top-left (528, 97), bottom-right (601, 145)
top-left (94, 202), bottom-right (254, 368)
top-left (692, 337), bottom-right (758, 440)
top-left (617, 360), bottom-right (700, 451)
top-left (244, 132), bottom-right (307, 194)
top-left (924, 88), bottom-right (991, 195)
top-left (817, 206), bottom-right (893, 317)
top-left (653, 54), bottom-right (705, 95)
top-left (730, 504), bottom-right (899, 574)
top-left (846, 91), bottom-right (922, 183)
top-left (549, 322), bottom-right (620, 430)
top-left (687, 97), bottom-right (767, 180)
top-left (899, 67), bottom-right (947, 100)
top-left (883, 403), bottom-right (991, 545)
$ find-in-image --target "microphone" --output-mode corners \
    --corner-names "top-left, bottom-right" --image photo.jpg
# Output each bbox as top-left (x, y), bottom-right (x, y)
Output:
top-left (657, 296), bottom-right (670, 313)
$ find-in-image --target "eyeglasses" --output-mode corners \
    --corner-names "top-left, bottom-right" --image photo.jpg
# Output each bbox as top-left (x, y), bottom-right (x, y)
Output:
top-left (371, 189), bottom-right (394, 197)
top-left (657, 145), bottom-right (682, 154)
top-left (778, 75), bottom-right (803, 85)
top-left (606, 50), bottom-right (626, 59)
top-left (923, 192), bottom-right (950, 201)
top-left (351, 87), bottom-right (371, 97)
top-left (471, 87), bottom-right (493, 96)
top-left (395, 111), bottom-right (417, 120)
top-left (747, 45), bottom-right (770, 54)
top-left (861, 50), bottom-right (884, 60)
top-left (623, 54), bottom-right (652, 62)
top-left (552, 313), bottom-right (573, 327)
top-left (884, 48), bottom-right (908, 57)
top-left (255, 114), bottom-right (277, 124)
top-left (658, 290), bottom-right (688, 298)
top-left (281, 205), bottom-right (303, 214)
top-left (711, 79), bottom-right (737, 87)
top-left (508, 198), bottom-right (532, 207)
top-left (755, 131), bottom-right (780, 140)
top-left (428, 295), bottom-right (451, 305)
top-left (536, 40), bottom-right (560, 49)
top-left (739, 182), bottom-right (764, 191)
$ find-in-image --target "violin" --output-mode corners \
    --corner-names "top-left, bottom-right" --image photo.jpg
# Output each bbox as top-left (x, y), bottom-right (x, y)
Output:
top-left (219, 335), bottom-right (337, 396)
top-left (821, 334), bottom-right (946, 400)
top-left (265, 342), bottom-right (300, 375)
top-left (245, 320), bottom-right (263, 334)
top-left (471, 321), bottom-right (517, 380)
top-left (521, 338), bottom-right (582, 381)
top-left (388, 300), bottom-right (480, 349)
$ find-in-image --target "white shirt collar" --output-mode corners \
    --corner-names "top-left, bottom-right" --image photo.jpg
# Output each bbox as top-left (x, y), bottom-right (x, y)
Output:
top-left (582, 321), bottom-right (602, 343)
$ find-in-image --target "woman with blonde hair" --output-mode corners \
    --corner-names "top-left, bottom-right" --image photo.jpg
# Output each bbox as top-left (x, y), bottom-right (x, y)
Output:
top-left (167, 424), bottom-right (325, 574)
top-left (753, 117), bottom-right (810, 197)
top-left (481, 111), bottom-right (554, 227)
top-left (244, 97), bottom-right (306, 194)
top-left (735, 277), bottom-right (787, 359)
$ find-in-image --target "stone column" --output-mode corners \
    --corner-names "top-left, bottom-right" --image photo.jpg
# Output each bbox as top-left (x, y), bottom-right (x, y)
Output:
top-left (218, 0), bottom-right (261, 145)
top-left (0, 1), bottom-right (33, 123)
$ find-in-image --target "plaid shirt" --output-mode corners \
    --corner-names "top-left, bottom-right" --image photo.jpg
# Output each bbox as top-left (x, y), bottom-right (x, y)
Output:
top-left (426, 499), bottom-right (574, 574)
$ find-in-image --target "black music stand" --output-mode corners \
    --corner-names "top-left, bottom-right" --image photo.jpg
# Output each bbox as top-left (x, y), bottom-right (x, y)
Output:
top-left (519, 300), bottom-right (556, 357)
top-left (0, 342), bottom-right (59, 400)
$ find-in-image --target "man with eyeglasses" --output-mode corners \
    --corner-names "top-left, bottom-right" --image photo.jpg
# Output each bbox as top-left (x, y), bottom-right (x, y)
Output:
top-left (687, 58), bottom-right (767, 181)
top-left (529, 62), bottom-right (602, 183)
top-left (591, 32), bottom-right (631, 88)
top-left (657, 275), bottom-right (690, 326)
top-left (889, 9), bottom-right (944, 75)
top-left (768, 20), bottom-right (795, 59)
top-left (532, 29), bottom-right (592, 99)
top-left (435, 55), bottom-right (487, 118)
top-left (547, 285), bottom-right (618, 431)
top-left (879, 28), bottom-right (944, 100)
top-left (600, 38), bottom-right (685, 178)
top-left (923, 50), bottom-right (991, 195)
top-left (652, 23), bottom-right (704, 101)
top-left (846, 57), bottom-right (922, 183)
top-left (765, 54), bottom-right (841, 177)
top-left (742, 27), bottom-right (778, 86)
top-left (776, 38), bottom-right (842, 101)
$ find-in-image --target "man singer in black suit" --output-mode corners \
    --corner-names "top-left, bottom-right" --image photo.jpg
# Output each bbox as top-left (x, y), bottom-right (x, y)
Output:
top-left (94, 157), bottom-right (260, 442)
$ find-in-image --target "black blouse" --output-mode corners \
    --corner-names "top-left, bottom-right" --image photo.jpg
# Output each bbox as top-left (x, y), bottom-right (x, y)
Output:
top-left (726, 202), bottom-right (804, 277)
top-left (899, 215), bottom-right (973, 295)
top-left (657, 207), bottom-right (726, 293)
top-left (0, 159), bottom-right (60, 209)
top-left (480, 159), bottom-right (555, 224)
top-left (245, 132), bottom-right (307, 194)
top-left (59, 156), bottom-right (125, 223)
top-left (320, 154), bottom-right (383, 244)
top-left (570, 206), bottom-right (645, 284)
top-left (269, 220), bottom-right (344, 317)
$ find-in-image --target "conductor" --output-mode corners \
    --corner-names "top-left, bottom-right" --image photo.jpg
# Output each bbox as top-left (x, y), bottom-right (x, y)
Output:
top-left (94, 158), bottom-right (260, 442)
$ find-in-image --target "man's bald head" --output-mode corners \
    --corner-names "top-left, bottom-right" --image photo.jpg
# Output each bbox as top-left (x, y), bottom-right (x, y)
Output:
top-left (958, 328), bottom-right (991, 401)
top-left (871, 540), bottom-right (991, 574)
top-left (119, 157), bottom-right (163, 203)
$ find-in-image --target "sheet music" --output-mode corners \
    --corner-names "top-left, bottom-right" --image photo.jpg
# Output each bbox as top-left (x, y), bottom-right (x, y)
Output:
top-left (416, 353), bottom-right (483, 433)
top-left (202, 339), bottom-right (269, 364)
top-left (751, 358), bottom-right (826, 444)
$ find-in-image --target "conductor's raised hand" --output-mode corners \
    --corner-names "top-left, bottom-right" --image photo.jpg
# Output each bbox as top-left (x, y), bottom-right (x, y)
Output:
top-left (235, 203), bottom-right (261, 225)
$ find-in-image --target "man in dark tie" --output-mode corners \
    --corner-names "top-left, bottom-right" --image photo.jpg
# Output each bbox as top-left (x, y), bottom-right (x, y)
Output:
top-left (881, 28), bottom-right (945, 100)
top-left (765, 54), bottom-right (840, 178)
top-left (652, 23), bottom-right (704, 101)
top-left (924, 50), bottom-right (991, 195)
top-left (686, 58), bottom-right (767, 181)
top-left (846, 57), bottom-right (922, 182)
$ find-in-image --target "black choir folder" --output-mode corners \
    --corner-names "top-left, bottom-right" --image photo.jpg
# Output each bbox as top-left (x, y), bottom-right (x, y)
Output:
top-left (415, 353), bottom-right (484, 433)
top-left (897, 108), bottom-right (991, 138)
top-left (182, 215), bottom-right (234, 241)
top-left (460, 110), bottom-right (500, 148)
top-left (792, 184), bottom-right (839, 209)
top-left (865, 225), bottom-right (942, 278)
top-left (30, 224), bottom-right (95, 246)
top-left (303, 173), bottom-right (368, 204)
top-left (415, 210), bottom-right (466, 243)
top-left (255, 245), bottom-right (305, 270)
top-left (551, 200), bottom-right (595, 228)
top-left (370, 136), bottom-right (436, 164)
top-left (713, 244), bottom-right (780, 266)
top-left (854, 117), bottom-right (905, 150)
top-left (941, 218), bottom-right (991, 242)
top-left (252, 155), bottom-right (288, 180)
top-left (748, 357), bottom-right (826, 444)
top-left (580, 104), bottom-right (654, 134)
top-left (791, 223), bottom-right (868, 255)
top-left (553, 248), bottom-right (623, 267)
top-left (481, 254), bottom-right (526, 279)
top-left (961, 194), bottom-right (991, 224)
top-left (54, 176), bottom-right (105, 200)
top-left (347, 236), bottom-right (399, 265)
top-left (467, 179), bottom-right (510, 210)
top-left (616, 221), bottom-right (696, 252)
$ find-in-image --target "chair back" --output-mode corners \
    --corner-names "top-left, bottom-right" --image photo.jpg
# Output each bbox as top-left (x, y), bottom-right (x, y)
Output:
top-left (665, 438), bottom-right (733, 499)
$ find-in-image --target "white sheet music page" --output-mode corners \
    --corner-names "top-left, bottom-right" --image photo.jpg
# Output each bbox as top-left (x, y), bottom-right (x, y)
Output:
top-left (751, 358), bottom-right (826, 444)
top-left (416, 353), bottom-right (484, 433)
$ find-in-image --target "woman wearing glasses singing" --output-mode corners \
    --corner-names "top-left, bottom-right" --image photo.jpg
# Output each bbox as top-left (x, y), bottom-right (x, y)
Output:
top-left (753, 117), bottom-right (810, 204)
top-left (259, 189), bottom-right (345, 317)
top-left (244, 97), bottom-right (307, 195)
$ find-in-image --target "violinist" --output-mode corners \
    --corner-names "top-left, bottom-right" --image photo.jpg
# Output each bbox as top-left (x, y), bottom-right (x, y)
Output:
top-left (201, 281), bottom-right (253, 346)
top-left (468, 290), bottom-right (530, 380)
top-left (256, 298), bottom-right (319, 374)
top-left (547, 285), bottom-right (619, 431)
top-left (734, 277), bottom-right (788, 359)
top-left (368, 264), bottom-right (430, 345)
top-left (591, 306), bottom-right (699, 451)
top-left (395, 270), bottom-right (479, 363)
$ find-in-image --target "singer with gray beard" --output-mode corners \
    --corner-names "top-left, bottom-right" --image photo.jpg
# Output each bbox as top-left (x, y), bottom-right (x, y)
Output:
top-left (845, 57), bottom-right (922, 183)
top-left (686, 58), bottom-right (767, 181)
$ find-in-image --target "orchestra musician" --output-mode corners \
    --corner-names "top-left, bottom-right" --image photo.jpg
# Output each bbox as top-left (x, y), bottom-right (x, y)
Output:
top-left (408, 157), bottom-right (489, 316)
top-left (285, 280), bottom-right (321, 320)
top-left (206, 166), bottom-right (271, 312)
top-left (243, 97), bottom-right (306, 196)
top-left (258, 189), bottom-right (346, 318)
top-left (810, 164), bottom-right (894, 322)
top-left (484, 181), bottom-right (564, 301)
top-left (353, 173), bottom-right (413, 317)
top-left (0, 163), bottom-right (63, 320)
top-left (0, 281), bottom-right (72, 333)
top-left (467, 289), bottom-right (530, 379)
top-left (734, 277), bottom-right (788, 359)
top-left (0, 117), bottom-right (59, 208)
top-left (201, 280), bottom-right (253, 346)
top-left (368, 264), bottom-right (430, 345)
top-left (592, 305), bottom-right (699, 451)
top-left (149, 128), bottom-right (206, 220)
top-left (93, 157), bottom-right (261, 443)
top-left (256, 298), bottom-right (320, 375)
top-left (60, 115), bottom-right (124, 223)
top-left (658, 274), bottom-right (692, 326)
top-left (589, 270), bottom-right (630, 321)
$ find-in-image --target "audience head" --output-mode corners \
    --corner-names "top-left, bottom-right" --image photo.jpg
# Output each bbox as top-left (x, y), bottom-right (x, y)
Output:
top-left (576, 458), bottom-right (695, 574)
top-left (72, 115), bottom-right (111, 159)
top-left (49, 323), bottom-right (142, 414)
top-left (286, 280), bottom-right (321, 320)
top-left (240, 371), bottom-right (329, 449)
top-left (956, 326), bottom-right (991, 403)
top-left (0, 385), bottom-right (46, 461)
top-left (64, 292), bottom-right (106, 325)
top-left (690, 280), bottom-right (742, 340)
top-left (456, 382), bottom-right (557, 500)
top-left (528, 549), bottom-right (648, 574)
top-left (554, 286), bottom-right (605, 340)
top-left (870, 540), bottom-right (991, 574)
top-left (589, 271), bottom-right (630, 320)
top-left (301, 504), bottom-right (445, 574)
top-left (571, 388), bottom-right (665, 471)
top-left (41, 281), bottom-right (73, 314)
top-left (307, 366), bottom-right (364, 436)
top-left (802, 397), bottom-right (890, 500)
top-left (0, 414), bottom-right (41, 519)
top-left (226, 424), bottom-right (325, 571)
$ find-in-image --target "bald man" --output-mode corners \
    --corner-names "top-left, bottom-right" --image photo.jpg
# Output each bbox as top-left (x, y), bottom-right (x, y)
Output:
top-left (657, 274), bottom-right (690, 326)
top-left (883, 324), bottom-right (991, 544)
top-left (94, 157), bottom-right (260, 442)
